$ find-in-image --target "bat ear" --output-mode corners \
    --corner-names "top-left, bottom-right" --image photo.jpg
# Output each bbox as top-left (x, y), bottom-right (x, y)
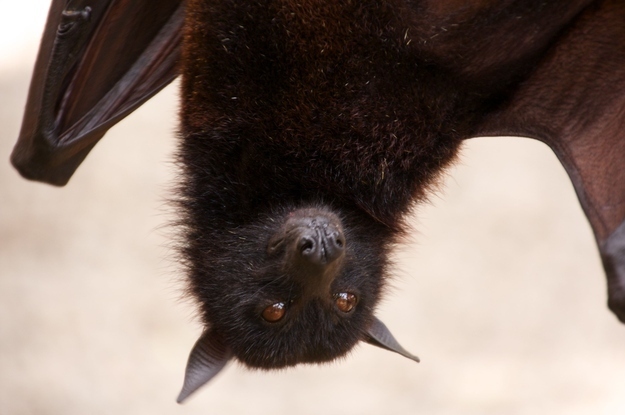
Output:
top-left (364, 316), bottom-right (420, 363)
top-left (177, 329), bottom-right (233, 404)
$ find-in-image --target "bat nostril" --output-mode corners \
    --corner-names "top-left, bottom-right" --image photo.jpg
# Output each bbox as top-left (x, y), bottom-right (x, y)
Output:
top-left (323, 232), bottom-right (345, 264)
top-left (298, 236), bottom-right (315, 255)
top-left (328, 231), bottom-right (344, 249)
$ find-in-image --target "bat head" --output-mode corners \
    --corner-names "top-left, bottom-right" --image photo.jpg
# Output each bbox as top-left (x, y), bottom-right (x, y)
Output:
top-left (177, 205), bottom-right (418, 402)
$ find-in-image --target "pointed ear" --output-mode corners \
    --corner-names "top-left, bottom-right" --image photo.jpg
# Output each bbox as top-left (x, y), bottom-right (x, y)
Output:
top-left (364, 316), bottom-right (420, 363)
top-left (177, 329), bottom-right (233, 404)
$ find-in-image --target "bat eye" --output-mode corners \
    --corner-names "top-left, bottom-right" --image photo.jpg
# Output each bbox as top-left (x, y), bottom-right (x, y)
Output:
top-left (262, 302), bottom-right (286, 322)
top-left (334, 292), bottom-right (357, 313)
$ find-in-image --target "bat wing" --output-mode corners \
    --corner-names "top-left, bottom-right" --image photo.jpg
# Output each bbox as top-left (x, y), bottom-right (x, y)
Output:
top-left (474, 2), bottom-right (625, 321)
top-left (11, 0), bottom-right (184, 186)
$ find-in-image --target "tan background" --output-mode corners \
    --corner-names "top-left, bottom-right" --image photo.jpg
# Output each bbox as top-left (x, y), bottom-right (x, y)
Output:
top-left (2, 2), bottom-right (625, 414)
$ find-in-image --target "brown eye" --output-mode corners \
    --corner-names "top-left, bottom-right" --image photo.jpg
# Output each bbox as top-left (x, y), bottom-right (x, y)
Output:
top-left (262, 302), bottom-right (286, 322)
top-left (335, 292), bottom-right (357, 313)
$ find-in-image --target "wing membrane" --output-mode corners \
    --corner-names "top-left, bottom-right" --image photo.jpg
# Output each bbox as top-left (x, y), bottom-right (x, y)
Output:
top-left (11, 0), bottom-right (184, 185)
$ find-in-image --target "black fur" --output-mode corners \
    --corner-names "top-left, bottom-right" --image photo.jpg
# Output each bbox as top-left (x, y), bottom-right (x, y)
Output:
top-left (176, 0), bottom-right (568, 369)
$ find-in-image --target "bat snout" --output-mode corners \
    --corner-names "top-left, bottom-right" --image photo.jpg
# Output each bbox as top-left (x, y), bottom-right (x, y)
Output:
top-left (271, 208), bottom-right (347, 298)
top-left (295, 220), bottom-right (345, 266)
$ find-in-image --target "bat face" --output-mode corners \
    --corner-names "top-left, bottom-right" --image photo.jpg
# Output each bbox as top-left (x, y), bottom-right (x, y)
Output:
top-left (183, 205), bottom-right (389, 368)
top-left (175, 201), bottom-right (419, 401)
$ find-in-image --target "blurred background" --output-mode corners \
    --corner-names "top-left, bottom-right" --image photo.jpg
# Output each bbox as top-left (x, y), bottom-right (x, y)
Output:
top-left (2, 1), bottom-right (625, 414)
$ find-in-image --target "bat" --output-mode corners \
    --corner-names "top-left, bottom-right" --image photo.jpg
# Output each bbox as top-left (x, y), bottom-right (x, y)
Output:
top-left (11, 0), bottom-right (625, 403)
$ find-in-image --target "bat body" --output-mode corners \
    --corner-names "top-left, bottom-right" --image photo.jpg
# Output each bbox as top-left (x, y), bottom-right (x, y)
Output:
top-left (11, 0), bottom-right (625, 402)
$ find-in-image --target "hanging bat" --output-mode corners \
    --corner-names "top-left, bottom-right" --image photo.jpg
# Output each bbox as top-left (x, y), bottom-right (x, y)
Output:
top-left (11, 0), bottom-right (625, 403)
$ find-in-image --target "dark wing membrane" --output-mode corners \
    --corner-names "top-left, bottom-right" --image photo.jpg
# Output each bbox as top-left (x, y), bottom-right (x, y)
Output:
top-left (11, 0), bottom-right (184, 186)
top-left (474, 1), bottom-right (625, 320)
top-left (476, 0), bottom-right (625, 245)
